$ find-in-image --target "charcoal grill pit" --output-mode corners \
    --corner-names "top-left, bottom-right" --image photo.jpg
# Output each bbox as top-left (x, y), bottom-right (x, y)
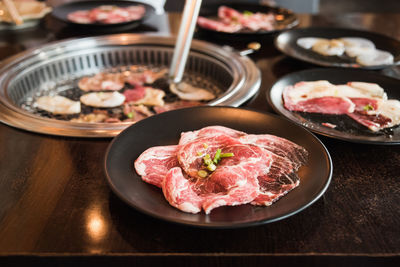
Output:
top-left (0, 34), bottom-right (260, 137)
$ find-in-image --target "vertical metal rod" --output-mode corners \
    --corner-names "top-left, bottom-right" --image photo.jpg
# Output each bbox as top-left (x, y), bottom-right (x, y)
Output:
top-left (169, 0), bottom-right (202, 83)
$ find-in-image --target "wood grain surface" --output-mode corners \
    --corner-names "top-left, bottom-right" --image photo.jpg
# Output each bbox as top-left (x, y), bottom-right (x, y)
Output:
top-left (0, 11), bottom-right (399, 267)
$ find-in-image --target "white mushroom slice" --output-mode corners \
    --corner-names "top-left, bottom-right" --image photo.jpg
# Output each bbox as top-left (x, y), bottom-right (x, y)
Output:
top-left (311, 39), bottom-right (345, 56)
top-left (356, 49), bottom-right (394, 66)
top-left (344, 46), bottom-right (376, 58)
top-left (296, 37), bottom-right (325, 49)
top-left (35, 95), bottom-right (81, 114)
top-left (339, 37), bottom-right (376, 49)
top-left (170, 82), bottom-right (216, 101)
top-left (133, 87), bottom-right (165, 106)
top-left (80, 92), bottom-right (125, 108)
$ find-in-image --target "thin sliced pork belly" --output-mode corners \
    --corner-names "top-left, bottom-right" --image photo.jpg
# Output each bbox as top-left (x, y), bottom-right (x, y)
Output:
top-left (218, 6), bottom-right (274, 31)
top-left (197, 16), bottom-right (242, 33)
top-left (283, 81), bottom-right (354, 114)
top-left (347, 112), bottom-right (392, 132)
top-left (134, 145), bottom-right (179, 188)
top-left (218, 5), bottom-right (242, 22)
top-left (283, 81), bottom-right (388, 115)
top-left (350, 97), bottom-right (379, 112)
top-left (284, 94), bottom-right (355, 114)
top-left (347, 99), bottom-right (400, 131)
top-left (123, 85), bottom-right (146, 102)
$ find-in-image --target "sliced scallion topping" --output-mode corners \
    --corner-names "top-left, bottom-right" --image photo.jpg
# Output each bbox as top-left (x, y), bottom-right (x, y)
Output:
top-left (200, 149), bottom-right (234, 175)
top-left (206, 163), bottom-right (217, 172)
top-left (243, 10), bottom-right (253, 16)
top-left (213, 148), bottom-right (221, 164)
top-left (221, 152), bottom-right (234, 158)
top-left (197, 170), bottom-right (208, 178)
top-left (363, 104), bottom-right (374, 111)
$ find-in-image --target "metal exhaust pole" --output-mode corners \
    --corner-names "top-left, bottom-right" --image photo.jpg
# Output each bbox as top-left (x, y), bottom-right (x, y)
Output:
top-left (169, 0), bottom-right (203, 83)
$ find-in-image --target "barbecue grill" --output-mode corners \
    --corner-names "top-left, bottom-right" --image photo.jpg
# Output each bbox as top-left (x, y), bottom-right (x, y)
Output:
top-left (0, 34), bottom-right (260, 137)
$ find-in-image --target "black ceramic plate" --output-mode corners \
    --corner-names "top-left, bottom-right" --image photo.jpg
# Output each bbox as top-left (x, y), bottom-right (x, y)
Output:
top-left (197, 3), bottom-right (298, 36)
top-left (275, 27), bottom-right (400, 70)
top-left (268, 68), bottom-right (400, 144)
top-left (52, 0), bottom-right (154, 27)
top-left (104, 106), bottom-right (332, 228)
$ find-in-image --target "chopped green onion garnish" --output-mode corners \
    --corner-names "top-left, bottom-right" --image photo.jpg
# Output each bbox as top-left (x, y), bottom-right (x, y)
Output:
top-left (213, 149), bottom-right (221, 164)
top-left (200, 150), bottom-right (234, 174)
top-left (221, 152), bottom-right (234, 158)
top-left (206, 163), bottom-right (217, 172)
top-left (203, 154), bottom-right (213, 166)
top-left (363, 104), bottom-right (374, 111)
top-left (197, 170), bottom-right (208, 178)
top-left (127, 112), bottom-right (134, 119)
top-left (243, 10), bottom-right (253, 16)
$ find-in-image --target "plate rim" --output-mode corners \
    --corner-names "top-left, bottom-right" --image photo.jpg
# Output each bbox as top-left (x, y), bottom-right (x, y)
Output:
top-left (267, 68), bottom-right (400, 145)
top-left (104, 106), bottom-right (333, 228)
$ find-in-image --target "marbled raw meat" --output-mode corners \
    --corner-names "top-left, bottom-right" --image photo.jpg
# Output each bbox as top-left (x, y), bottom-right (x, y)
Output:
top-left (135, 126), bottom-right (308, 214)
top-left (134, 145), bottom-right (179, 188)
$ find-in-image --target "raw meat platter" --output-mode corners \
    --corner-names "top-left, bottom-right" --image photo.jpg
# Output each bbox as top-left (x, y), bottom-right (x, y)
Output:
top-left (196, 3), bottom-right (298, 36)
top-left (275, 27), bottom-right (400, 69)
top-left (51, 0), bottom-right (154, 27)
top-left (268, 68), bottom-right (400, 144)
top-left (104, 106), bottom-right (332, 228)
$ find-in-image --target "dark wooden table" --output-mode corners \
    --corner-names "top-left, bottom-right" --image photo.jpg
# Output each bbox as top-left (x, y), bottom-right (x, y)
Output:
top-left (0, 11), bottom-right (399, 267)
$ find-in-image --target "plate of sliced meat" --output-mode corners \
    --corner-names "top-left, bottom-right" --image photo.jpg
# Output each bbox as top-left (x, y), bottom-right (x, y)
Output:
top-left (104, 106), bottom-right (332, 228)
top-left (52, 0), bottom-right (154, 27)
top-left (196, 3), bottom-right (298, 36)
top-left (268, 68), bottom-right (400, 144)
top-left (275, 27), bottom-right (400, 69)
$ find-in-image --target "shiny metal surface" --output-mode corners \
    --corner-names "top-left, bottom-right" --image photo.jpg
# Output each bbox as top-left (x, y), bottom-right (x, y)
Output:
top-left (0, 34), bottom-right (260, 137)
top-left (169, 0), bottom-right (202, 83)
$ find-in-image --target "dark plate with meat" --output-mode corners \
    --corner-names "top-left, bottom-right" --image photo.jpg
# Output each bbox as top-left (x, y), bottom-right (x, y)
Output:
top-left (104, 106), bottom-right (332, 228)
top-left (275, 27), bottom-right (400, 70)
top-left (51, 0), bottom-right (154, 28)
top-left (196, 3), bottom-right (298, 37)
top-left (268, 68), bottom-right (400, 144)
